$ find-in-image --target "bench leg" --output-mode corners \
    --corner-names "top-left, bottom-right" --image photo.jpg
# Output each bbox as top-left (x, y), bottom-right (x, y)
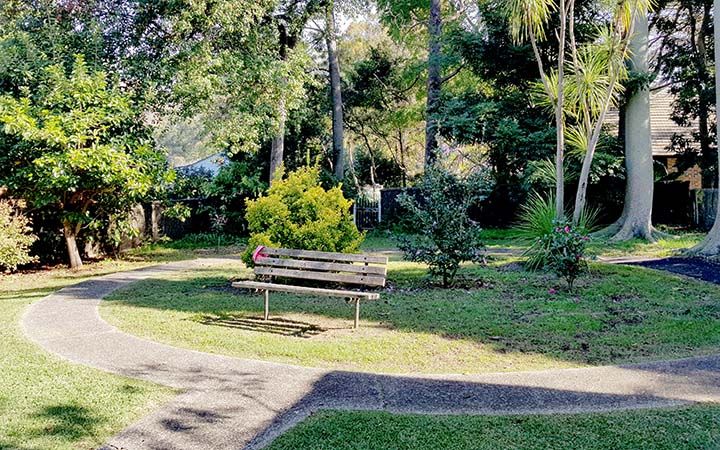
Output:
top-left (354, 298), bottom-right (360, 329)
top-left (263, 290), bottom-right (269, 320)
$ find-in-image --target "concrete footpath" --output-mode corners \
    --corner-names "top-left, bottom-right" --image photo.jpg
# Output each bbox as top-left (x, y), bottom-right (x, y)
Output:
top-left (21, 258), bottom-right (720, 450)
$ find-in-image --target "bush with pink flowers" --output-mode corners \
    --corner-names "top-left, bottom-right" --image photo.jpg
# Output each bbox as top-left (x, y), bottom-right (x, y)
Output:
top-left (539, 219), bottom-right (590, 289)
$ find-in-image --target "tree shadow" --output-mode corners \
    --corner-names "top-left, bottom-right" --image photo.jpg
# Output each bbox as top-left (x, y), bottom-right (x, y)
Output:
top-left (97, 357), bottom-right (720, 449)
top-left (31, 404), bottom-right (104, 441)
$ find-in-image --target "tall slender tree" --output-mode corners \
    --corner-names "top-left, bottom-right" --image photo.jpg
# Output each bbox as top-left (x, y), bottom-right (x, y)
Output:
top-left (325, 0), bottom-right (346, 179)
top-left (425, 0), bottom-right (443, 165)
top-left (506, 0), bottom-right (566, 218)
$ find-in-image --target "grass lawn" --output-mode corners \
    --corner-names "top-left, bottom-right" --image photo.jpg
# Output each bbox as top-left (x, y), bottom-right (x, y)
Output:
top-left (268, 405), bottom-right (720, 449)
top-left (0, 241), bottom-right (229, 449)
top-left (101, 252), bottom-right (720, 374)
top-left (590, 232), bottom-right (704, 259)
top-left (364, 228), bottom-right (705, 259)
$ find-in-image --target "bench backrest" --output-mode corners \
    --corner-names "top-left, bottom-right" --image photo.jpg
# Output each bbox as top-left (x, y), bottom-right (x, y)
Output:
top-left (253, 247), bottom-right (388, 287)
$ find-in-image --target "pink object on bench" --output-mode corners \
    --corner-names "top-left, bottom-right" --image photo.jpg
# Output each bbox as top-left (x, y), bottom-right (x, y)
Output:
top-left (252, 245), bottom-right (266, 263)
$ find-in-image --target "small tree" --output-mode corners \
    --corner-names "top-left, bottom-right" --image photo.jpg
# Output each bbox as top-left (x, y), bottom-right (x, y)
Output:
top-left (0, 200), bottom-right (36, 271)
top-left (397, 168), bottom-right (487, 287)
top-left (0, 56), bottom-right (170, 268)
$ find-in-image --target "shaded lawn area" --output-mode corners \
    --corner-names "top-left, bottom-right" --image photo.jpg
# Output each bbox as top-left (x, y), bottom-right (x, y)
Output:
top-left (101, 254), bottom-right (720, 374)
top-left (267, 405), bottom-right (720, 450)
top-left (0, 243), bottom-right (217, 449)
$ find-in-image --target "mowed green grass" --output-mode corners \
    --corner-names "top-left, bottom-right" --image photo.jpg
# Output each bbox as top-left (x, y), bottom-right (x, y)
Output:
top-left (267, 406), bottom-right (720, 450)
top-left (0, 260), bottom-right (175, 450)
top-left (365, 228), bottom-right (704, 259)
top-left (101, 254), bottom-right (720, 374)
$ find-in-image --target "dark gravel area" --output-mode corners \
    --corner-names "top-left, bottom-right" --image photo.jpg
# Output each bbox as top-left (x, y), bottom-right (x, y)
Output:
top-left (628, 257), bottom-right (720, 285)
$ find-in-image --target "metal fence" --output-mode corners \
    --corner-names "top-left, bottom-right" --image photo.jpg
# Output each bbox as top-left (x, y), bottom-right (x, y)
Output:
top-left (353, 195), bottom-right (381, 230)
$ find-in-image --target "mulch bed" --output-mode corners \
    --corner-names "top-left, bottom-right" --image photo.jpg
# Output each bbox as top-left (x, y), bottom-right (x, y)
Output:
top-left (628, 257), bottom-right (720, 285)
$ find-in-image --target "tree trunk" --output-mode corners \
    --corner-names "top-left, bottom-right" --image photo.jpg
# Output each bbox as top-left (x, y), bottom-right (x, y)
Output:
top-left (269, 99), bottom-right (286, 184)
top-left (63, 220), bottom-right (83, 269)
top-left (598, 13), bottom-right (656, 241)
top-left (696, 2), bottom-right (716, 188)
top-left (554, 0), bottom-right (567, 219)
top-left (326, 1), bottom-right (345, 180)
top-left (692, 0), bottom-right (720, 255)
top-left (424, 0), bottom-right (442, 166)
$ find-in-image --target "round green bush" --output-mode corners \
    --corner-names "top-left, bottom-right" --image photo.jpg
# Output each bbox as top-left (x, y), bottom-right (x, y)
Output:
top-left (242, 167), bottom-right (364, 265)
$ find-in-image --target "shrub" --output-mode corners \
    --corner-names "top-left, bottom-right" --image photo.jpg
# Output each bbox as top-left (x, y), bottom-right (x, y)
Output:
top-left (205, 159), bottom-right (266, 234)
top-left (0, 200), bottom-right (37, 271)
top-left (397, 168), bottom-right (487, 287)
top-left (519, 192), bottom-right (597, 270)
top-left (540, 220), bottom-right (590, 289)
top-left (242, 167), bottom-right (363, 265)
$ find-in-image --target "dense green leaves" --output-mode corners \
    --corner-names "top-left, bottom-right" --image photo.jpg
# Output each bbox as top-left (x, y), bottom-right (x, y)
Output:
top-left (397, 168), bottom-right (489, 286)
top-left (0, 56), bottom-right (170, 265)
top-left (242, 167), bottom-right (364, 265)
top-left (0, 200), bottom-right (36, 271)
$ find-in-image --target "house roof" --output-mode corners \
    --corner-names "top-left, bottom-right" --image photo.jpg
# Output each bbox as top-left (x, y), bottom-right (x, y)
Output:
top-left (605, 87), bottom-right (698, 157)
top-left (175, 152), bottom-right (230, 177)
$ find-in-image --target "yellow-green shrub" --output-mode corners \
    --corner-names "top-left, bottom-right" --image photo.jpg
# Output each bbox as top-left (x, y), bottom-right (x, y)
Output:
top-left (242, 167), bottom-right (363, 265)
top-left (0, 200), bottom-right (37, 271)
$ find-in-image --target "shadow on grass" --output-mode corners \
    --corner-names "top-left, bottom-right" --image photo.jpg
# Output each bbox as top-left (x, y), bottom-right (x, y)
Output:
top-left (196, 314), bottom-right (328, 338)
top-left (32, 404), bottom-right (103, 441)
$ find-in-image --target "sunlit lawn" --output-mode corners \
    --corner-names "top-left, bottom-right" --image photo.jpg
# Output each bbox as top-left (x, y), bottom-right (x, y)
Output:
top-left (363, 228), bottom-right (704, 260)
top-left (268, 406), bottom-right (720, 450)
top-left (3, 232), bottom-right (717, 448)
top-left (0, 260), bottom-right (174, 450)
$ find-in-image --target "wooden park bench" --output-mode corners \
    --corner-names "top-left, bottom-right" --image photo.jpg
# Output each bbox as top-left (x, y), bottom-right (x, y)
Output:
top-left (231, 247), bottom-right (388, 328)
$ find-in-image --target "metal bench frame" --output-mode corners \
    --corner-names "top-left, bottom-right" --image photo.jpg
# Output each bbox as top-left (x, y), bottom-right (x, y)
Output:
top-left (232, 247), bottom-right (388, 328)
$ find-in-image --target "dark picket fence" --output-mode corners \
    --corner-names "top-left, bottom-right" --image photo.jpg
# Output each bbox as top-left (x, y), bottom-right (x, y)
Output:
top-left (353, 195), bottom-right (380, 230)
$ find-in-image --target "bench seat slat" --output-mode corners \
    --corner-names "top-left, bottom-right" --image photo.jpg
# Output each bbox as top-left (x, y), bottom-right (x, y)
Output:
top-left (256, 256), bottom-right (387, 276)
top-left (254, 266), bottom-right (386, 287)
top-left (232, 281), bottom-right (380, 300)
top-left (262, 247), bottom-right (388, 265)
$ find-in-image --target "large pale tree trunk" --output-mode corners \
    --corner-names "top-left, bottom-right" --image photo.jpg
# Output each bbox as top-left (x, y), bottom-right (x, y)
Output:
top-left (326, 1), bottom-right (345, 180)
top-left (63, 220), bottom-right (83, 269)
top-left (692, 0), bottom-right (720, 255)
top-left (424, 0), bottom-right (442, 166)
top-left (598, 14), bottom-right (656, 241)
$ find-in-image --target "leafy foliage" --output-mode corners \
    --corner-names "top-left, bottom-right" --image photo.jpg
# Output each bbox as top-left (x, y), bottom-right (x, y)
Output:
top-left (0, 200), bottom-right (36, 271)
top-left (652, 0), bottom-right (716, 187)
top-left (519, 192), bottom-right (597, 269)
top-left (0, 56), bottom-right (170, 266)
top-left (540, 220), bottom-right (590, 289)
top-left (242, 167), bottom-right (363, 265)
top-left (206, 159), bottom-right (267, 234)
top-left (397, 168), bottom-right (487, 287)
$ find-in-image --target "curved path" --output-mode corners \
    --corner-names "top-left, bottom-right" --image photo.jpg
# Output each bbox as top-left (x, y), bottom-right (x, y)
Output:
top-left (21, 258), bottom-right (720, 450)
